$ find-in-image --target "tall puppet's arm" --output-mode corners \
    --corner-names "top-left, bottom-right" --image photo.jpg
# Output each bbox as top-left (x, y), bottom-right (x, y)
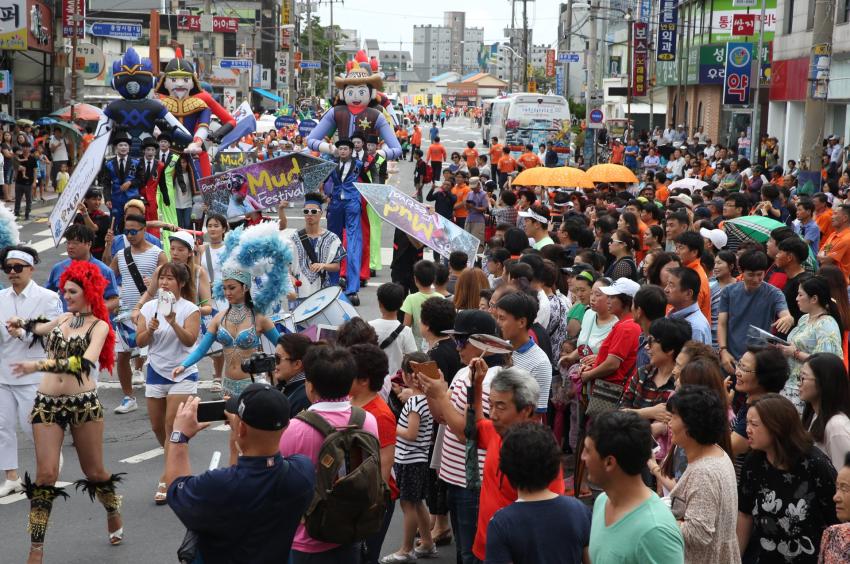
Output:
top-left (196, 91), bottom-right (236, 142)
top-left (93, 114), bottom-right (113, 138)
top-left (306, 111), bottom-right (339, 156)
top-left (185, 108), bottom-right (212, 155)
top-left (159, 109), bottom-right (193, 146)
top-left (375, 113), bottom-right (402, 160)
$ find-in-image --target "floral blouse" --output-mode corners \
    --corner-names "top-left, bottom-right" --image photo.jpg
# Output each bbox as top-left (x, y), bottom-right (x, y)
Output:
top-left (820, 524), bottom-right (850, 564)
top-left (787, 314), bottom-right (842, 388)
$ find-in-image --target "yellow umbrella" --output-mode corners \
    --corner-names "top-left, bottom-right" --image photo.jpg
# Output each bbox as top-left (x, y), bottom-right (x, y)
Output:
top-left (546, 166), bottom-right (595, 189)
top-left (512, 166), bottom-right (551, 187)
top-left (586, 163), bottom-right (639, 184)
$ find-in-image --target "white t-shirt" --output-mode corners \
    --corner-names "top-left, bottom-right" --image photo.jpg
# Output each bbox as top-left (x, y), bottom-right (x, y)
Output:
top-left (49, 135), bottom-right (68, 161)
top-left (140, 298), bottom-right (200, 379)
top-left (369, 318), bottom-right (417, 397)
top-left (535, 288), bottom-right (551, 328)
top-left (577, 310), bottom-right (618, 354)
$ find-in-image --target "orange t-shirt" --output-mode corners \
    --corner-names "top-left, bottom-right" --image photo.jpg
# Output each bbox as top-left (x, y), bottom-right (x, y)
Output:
top-left (411, 128), bottom-right (422, 146)
top-left (635, 220), bottom-right (648, 264)
top-left (655, 183), bottom-right (670, 203)
top-left (497, 154), bottom-right (518, 173)
top-left (363, 396), bottom-right (399, 500)
top-left (472, 419), bottom-right (564, 560)
top-left (816, 209), bottom-right (834, 249)
top-left (518, 152), bottom-right (541, 170)
top-left (80, 133), bottom-right (94, 153)
top-left (821, 228), bottom-right (850, 280)
top-left (452, 184), bottom-right (470, 218)
top-left (463, 147), bottom-right (479, 169)
top-left (397, 129), bottom-right (409, 142)
top-left (686, 258), bottom-right (712, 322)
top-left (611, 144), bottom-right (625, 164)
top-left (490, 143), bottom-right (504, 161)
top-left (426, 143), bottom-right (447, 163)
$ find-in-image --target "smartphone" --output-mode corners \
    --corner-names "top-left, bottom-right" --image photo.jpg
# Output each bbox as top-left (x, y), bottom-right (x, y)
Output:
top-left (650, 437), bottom-right (661, 456)
top-left (197, 400), bottom-right (227, 422)
top-left (410, 360), bottom-right (441, 380)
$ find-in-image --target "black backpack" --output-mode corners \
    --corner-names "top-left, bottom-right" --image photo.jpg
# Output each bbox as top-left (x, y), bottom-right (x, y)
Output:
top-left (296, 407), bottom-right (388, 544)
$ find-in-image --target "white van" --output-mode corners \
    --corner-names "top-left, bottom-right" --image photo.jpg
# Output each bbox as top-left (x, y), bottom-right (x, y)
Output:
top-left (486, 93), bottom-right (572, 164)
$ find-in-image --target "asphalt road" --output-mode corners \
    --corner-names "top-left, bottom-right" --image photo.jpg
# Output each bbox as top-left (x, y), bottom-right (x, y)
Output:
top-left (0, 117), bottom-right (481, 563)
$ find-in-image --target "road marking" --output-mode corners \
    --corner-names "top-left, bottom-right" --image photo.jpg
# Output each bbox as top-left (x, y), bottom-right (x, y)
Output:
top-left (30, 236), bottom-right (58, 254)
top-left (120, 447), bottom-right (164, 464)
top-left (33, 229), bottom-right (52, 237)
top-left (211, 423), bottom-right (230, 432)
top-left (0, 481), bottom-right (72, 505)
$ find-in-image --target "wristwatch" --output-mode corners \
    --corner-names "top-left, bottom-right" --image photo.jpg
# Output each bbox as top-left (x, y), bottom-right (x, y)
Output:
top-left (169, 431), bottom-right (190, 444)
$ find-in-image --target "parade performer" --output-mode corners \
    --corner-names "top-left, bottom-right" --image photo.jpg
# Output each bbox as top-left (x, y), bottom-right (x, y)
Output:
top-left (133, 138), bottom-right (164, 237)
top-left (154, 133), bottom-right (187, 243)
top-left (172, 221), bottom-right (291, 463)
top-left (363, 135), bottom-right (386, 277)
top-left (0, 225), bottom-right (62, 502)
top-left (324, 139), bottom-right (364, 305)
top-left (95, 47), bottom-right (192, 157)
top-left (286, 192), bottom-right (344, 303)
top-left (99, 131), bottom-right (140, 233)
top-left (9, 261), bottom-right (122, 562)
top-left (155, 56), bottom-right (213, 179)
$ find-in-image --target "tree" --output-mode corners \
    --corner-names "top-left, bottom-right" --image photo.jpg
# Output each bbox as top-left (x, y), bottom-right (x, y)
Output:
top-left (299, 16), bottom-right (341, 99)
top-left (529, 67), bottom-right (556, 93)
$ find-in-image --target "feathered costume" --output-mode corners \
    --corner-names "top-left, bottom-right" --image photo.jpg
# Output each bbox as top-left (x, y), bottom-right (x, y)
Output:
top-left (0, 204), bottom-right (20, 250)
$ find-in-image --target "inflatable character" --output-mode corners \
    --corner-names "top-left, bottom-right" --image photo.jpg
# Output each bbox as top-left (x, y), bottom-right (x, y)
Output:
top-left (96, 47), bottom-right (192, 158)
top-left (155, 56), bottom-right (213, 179)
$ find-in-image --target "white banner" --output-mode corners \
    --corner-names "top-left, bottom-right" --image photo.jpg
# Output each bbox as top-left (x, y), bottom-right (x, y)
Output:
top-left (49, 129), bottom-right (112, 244)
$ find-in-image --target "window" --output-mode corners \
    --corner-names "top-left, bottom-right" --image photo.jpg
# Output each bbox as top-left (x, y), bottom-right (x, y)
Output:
top-left (786, 0), bottom-right (795, 33)
top-left (807, 0), bottom-right (816, 30)
top-left (842, 0), bottom-right (850, 23)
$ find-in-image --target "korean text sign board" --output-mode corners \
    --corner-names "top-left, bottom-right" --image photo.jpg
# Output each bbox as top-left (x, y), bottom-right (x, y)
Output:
top-left (723, 42), bottom-right (753, 106)
top-left (632, 22), bottom-right (648, 96)
top-left (657, 0), bottom-right (678, 62)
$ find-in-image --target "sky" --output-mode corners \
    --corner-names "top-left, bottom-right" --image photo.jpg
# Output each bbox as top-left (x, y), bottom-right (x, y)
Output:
top-left (311, 0), bottom-right (560, 52)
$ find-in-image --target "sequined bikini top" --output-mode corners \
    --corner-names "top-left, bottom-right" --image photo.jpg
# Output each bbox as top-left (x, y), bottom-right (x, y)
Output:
top-left (45, 323), bottom-right (96, 360)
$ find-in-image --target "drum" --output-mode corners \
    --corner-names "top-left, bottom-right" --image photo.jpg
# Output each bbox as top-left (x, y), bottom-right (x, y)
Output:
top-left (270, 312), bottom-right (296, 334)
top-left (292, 287), bottom-right (359, 328)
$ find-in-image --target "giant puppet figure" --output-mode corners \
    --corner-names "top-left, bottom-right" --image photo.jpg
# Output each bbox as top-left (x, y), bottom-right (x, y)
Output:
top-left (307, 62), bottom-right (401, 299)
top-left (95, 47), bottom-right (192, 157)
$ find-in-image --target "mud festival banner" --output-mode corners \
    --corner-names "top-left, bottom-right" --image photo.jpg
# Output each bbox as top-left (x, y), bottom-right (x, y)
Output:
top-left (199, 152), bottom-right (335, 219)
top-left (355, 182), bottom-right (479, 265)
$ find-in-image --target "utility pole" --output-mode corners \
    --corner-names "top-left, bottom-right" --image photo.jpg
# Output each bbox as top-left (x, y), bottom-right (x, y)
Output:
top-left (801, 0), bottom-right (836, 172)
top-left (626, 14), bottom-right (632, 138)
top-left (203, 0), bottom-right (213, 82)
top-left (327, 0), bottom-right (334, 98)
top-left (563, 1), bottom-right (572, 99)
top-left (522, 0), bottom-right (528, 90)
top-left (307, 0), bottom-right (314, 97)
top-left (509, 0), bottom-right (515, 93)
top-left (69, 12), bottom-right (80, 123)
top-left (648, 0), bottom-right (655, 133)
top-left (750, 0), bottom-right (767, 157)
top-left (585, 0), bottom-right (597, 165)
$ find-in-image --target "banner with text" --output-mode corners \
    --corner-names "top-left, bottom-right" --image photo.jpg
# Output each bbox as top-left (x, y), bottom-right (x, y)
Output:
top-left (632, 22), bottom-right (648, 96)
top-left (356, 183), bottom-right (479, 266)
top-left (657, 0), bottom-right (678, 61)
top-left (62, 0), bottom-right (84, 38)
top-left (49, 130), bottom-right (112, 244)
top-left (199, 153), bottom-right (335, 219)
top-left (723, 42), bottom-right (753, 106)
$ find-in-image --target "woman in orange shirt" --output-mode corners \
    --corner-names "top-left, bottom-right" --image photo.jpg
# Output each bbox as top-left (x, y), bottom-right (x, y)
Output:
top-left (410, 125), bottom-right (422, 162)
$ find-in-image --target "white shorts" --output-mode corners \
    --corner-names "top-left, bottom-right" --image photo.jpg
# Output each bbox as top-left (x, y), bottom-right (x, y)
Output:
top-left (145, 379), bottom-right (198, 398)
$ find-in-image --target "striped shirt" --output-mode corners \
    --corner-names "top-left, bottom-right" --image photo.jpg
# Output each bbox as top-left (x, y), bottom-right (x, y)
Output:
top-left (511, 339), bottom-right (552, 413)
top-left (116, 245), bottom-right (162, 311)
top-left (395, 394), bottom-right (433, 464)
top-left (438, 366), bottom-right (497, 488)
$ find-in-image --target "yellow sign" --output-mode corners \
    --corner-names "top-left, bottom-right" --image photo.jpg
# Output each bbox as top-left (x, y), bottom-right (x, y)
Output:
top-left (281, 0), bottom-right (292, 25)
top-left (0, 0), bottom-right (26, 51)
top-left (528, 80), bottom-right (537, 92)
top-left (246, 158), bottom-right (302, 197)
top-left (432, 93), bottom-right (442, 107)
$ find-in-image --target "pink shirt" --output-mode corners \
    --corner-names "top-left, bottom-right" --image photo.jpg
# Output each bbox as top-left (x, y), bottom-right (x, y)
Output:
top-left (279, 399), bottom-right (379, 553)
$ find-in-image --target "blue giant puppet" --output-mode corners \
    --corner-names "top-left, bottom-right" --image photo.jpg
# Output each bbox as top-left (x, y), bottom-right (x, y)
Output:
top-left (94, 47), bottom-right (192, 157)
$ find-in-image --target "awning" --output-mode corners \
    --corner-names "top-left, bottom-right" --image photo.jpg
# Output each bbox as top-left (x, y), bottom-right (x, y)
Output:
top-left (253, 88), bottom-right (283, 103)
top-left (617, 102), bottom-right (667, 115)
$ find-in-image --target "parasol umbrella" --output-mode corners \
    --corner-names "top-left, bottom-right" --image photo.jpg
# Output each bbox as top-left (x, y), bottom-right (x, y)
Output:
top-left (512, 166), bottom-right (551, 187)
top-left (669, 178), bottom-right (708, 193)
top-left (50, 103), bottom-right (103, 121)
top-left (34, 116), bottom-right (57, 126)
top-left (15, 118), bottom-right (33, 126)
top-left (51, 120), bottom-right (83, 140)
top-left (0, 112), bottom-right (15, 124)
top-left (586, 163), bottom-right (639, 184)
top-left (723, 215), bottom-right (817, 271)
top-left (547, 166), bottom-right (595, 189)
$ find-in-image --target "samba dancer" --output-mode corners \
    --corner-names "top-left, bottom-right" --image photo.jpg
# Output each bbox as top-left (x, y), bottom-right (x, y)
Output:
top-left (9, 261), bottom-right (122, 563)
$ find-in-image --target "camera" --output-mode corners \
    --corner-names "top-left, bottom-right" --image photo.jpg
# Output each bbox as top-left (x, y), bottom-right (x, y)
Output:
top-left (240, 352), bottom-right (276, 375)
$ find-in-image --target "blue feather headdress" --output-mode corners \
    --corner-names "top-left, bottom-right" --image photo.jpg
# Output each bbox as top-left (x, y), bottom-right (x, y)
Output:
top-left (213, 222), bottom-right (293, 315)
top-left (0, 205), bottom-right (20, 250)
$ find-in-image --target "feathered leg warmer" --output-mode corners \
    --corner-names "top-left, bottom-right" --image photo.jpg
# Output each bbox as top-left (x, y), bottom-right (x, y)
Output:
top-left (74, 473), bottom-right (126, 516)
top-left (23, 473), bottom-right (69, 544)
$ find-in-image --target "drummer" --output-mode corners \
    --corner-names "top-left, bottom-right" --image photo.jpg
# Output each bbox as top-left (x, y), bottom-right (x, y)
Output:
top-left (286, 192), bottom-right (344, 306)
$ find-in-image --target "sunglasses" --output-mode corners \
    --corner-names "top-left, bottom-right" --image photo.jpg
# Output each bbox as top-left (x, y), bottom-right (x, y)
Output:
top-left (275, 354), bottom-right (292, 364)
top-left (302, 208), bottom-right (321, 215)
top-left (125, 228), bottom-right (142, 236)
top-left (452, 335), bottom-right (469, 349)
top-left (3, 264), bottom-right (29, 273)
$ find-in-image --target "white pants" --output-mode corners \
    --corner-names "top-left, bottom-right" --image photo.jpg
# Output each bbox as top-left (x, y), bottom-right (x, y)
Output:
top-left (0, 383), bottom-right (37, 471)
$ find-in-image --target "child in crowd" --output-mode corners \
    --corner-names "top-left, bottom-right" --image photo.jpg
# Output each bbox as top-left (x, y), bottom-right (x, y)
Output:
top-left (369, 283), bottom-right (417, 400)
top-left (55, 162), bottom-right (70, 194)
top-left (401, 260), bottom-right (437, 351)
top-left (380, 353), bottom-right (436, 563)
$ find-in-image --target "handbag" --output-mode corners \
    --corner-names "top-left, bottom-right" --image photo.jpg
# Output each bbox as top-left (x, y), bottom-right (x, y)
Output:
top-left (177, 529), bottom-right (202, 563)
top-left (585, 379), bottom-right (625, 419)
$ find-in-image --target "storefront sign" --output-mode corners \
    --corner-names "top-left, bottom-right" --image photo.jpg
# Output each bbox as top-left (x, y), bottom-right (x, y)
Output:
top-left (90, 22), bottom-right (142, 41)
top-left (710, 0), bottom-right (777, 43)
top-left (545, 49), bottom-right (555, 77)
top-left (75, 42), bottom-right (104, 79)
top-left (657, 0), bottom-right (678, 61)
top-left (27, 0), bottom-right (51, 52)
top-left (0, 70), bottom-right (11, 94)
top-left (0, 0), bottom-right (26, 49)
top-left (632, 22), bottom-right (648, 96)
top-left (62, 0), bottom-right (84, 38)
top-left (177, 14), bottom-right (237, 33)
top-left (732, 14), bottom-right (756, 36)
top-left (723, 42), bottom-right (753, 106)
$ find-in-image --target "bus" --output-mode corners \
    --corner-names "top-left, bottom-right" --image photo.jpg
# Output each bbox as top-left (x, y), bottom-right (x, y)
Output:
top-left (485, 93), bottom-right (572, 163)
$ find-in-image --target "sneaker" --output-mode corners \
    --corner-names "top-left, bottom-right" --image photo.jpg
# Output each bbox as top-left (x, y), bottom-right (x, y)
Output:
top-left (132, 368), bottom-right (144, 386)
top-left (0, 478), bottom-right (23, 497)
top-left (114, 396), bottom-right (138, 414)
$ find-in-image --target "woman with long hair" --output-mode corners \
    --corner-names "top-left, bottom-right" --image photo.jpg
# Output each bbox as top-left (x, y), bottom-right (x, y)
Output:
top-left (566, 266), bottom-right (598, 340)
top-left (800, 353), bottom-right (850, 470)
top-left (135, 261), bottom-right (200, 505)
top-left (667, 386), bottom-right (740, 563)
top-left (818, 265), bottom-right (850, 367)
top-left (776, 276), bottom-right (843, 412)
top-left (8, 261), bottom-right (121, 562)
top-left (198, 212), bottom-right (230, 394)
top-left (604, 229), bottom-right (638, 281)
top-left (645, 251), bottom-right (681, 287)
top-left (541, 259), bottom-right (571, 359)
top-left (710, 250), bottom-right (738, 348)
top-left (737, 394), bottom-right (838, 563)
top-left (452, 268), bottom-right (490, 311)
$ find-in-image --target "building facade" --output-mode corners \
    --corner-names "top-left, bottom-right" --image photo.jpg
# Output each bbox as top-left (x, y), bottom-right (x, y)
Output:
top-left (412, 12), bottom-right (484, 79)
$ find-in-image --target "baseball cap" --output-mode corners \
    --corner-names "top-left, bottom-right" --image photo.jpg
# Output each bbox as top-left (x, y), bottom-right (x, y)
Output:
top-left (699, 227), bottom-right (728, 250)
top-left (599, 278), bottom-right (641, 298)
top-left (443, 309), bottom-right (497, 336)
top-left (669, 194), bottom-right (693, 208)
top-left (169, 230), bottom-right (195, 251)
top-left (518, 206), bottom-right (550, 224)
top-left (85, 187), bottom-right (103, 199)
top-left (224, 383), bottom-right (291, 431)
